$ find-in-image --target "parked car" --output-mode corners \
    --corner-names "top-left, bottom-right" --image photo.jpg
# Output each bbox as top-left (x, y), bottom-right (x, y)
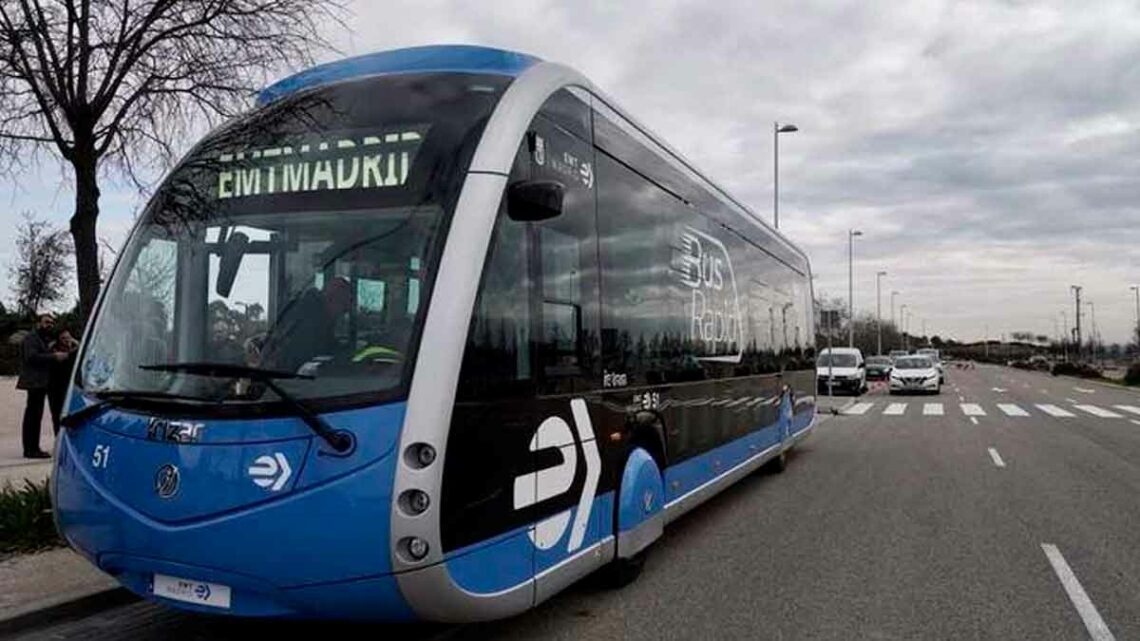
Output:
top-left (816, 347), bottom-right (867, 395)
top-left (865, 355), bottom-right (893, 380)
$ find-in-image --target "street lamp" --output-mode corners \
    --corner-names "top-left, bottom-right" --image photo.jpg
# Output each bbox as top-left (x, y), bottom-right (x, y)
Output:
top-left (876, 271), bottom-right (887, 355)
top-left (900, 304), bottom-right (908, 351)
top-left (774, 121), bottom-right (798, 229)
top-left (848, 228), bottom-right (862, 347)
top-left (1131, 285), bottom-right (1139, 349)
top-left (891, 290), bottom-right (899, 329)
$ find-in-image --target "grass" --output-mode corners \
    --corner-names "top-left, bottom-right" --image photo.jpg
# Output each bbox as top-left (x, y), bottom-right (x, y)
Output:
top-left (0, 477), bottom-right (63, 556)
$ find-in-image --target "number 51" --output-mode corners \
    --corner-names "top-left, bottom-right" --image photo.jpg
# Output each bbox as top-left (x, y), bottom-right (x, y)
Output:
top-left (92, 444), bottom-right (110, 469)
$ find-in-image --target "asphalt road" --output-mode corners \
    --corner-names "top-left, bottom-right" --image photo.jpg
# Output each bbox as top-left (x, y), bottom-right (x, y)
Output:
top-left (18, 364), bottom-right (1140, 640)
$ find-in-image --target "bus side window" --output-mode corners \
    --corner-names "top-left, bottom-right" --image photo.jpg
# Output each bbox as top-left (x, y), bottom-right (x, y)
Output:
top-left (527, 92), bottom-right (599, 396)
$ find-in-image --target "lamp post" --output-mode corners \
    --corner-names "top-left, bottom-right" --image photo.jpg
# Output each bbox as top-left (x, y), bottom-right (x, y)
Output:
top-left (773, 122), bottom-right (797, 229)
top-left (1071, 285), bottom-right (1082, 360)
top-left (876, 271), bottom-right (887, 355)
top-left (891, 290), bottom-right (899, 332)
top-left (848, 228), bottom-right (862, 347)
top-left (900, 303), bottom-right (908, 351)
top-left (1131, 285), bottom-right (1139, 351)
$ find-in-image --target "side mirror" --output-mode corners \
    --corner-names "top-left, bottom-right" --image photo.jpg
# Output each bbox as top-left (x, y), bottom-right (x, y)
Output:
top-left (216, 230), bottom-right (249, 298)
top-left (507, 180), bottom-right (563, 222)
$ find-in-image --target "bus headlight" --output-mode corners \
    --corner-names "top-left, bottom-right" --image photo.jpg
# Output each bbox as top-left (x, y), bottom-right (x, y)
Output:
top-left (400, 489), bottom-right (431, 515)
top-left (405, 443), bottom-right (436, 468)
top-left (402, 536), bottom-right (430, 561)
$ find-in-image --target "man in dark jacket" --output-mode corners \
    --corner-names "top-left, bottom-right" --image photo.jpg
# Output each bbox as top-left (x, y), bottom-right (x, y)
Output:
top-left (17, 314), bottom-right (67, 458)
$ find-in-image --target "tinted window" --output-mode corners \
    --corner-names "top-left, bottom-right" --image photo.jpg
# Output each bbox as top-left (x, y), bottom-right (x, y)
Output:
top-left (455, 89), bottom-right (598, 398)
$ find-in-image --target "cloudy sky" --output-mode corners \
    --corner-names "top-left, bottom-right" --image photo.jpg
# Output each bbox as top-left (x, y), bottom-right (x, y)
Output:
top-left (3, 0), bottom-right (1138, 345)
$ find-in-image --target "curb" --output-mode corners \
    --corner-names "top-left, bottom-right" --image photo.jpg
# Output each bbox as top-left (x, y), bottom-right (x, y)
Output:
top-left (0, 586), bottom-right (137, 636)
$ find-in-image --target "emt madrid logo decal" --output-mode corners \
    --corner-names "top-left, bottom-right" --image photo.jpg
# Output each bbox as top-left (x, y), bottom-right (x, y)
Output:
top-left (512, 399), bottom-right (601, 553)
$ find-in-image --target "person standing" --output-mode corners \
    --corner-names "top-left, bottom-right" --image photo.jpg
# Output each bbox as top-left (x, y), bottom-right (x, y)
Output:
top-left (47, 328), bottom-right (80, 436)
top-left (17, 314), bottom-right (67, 458)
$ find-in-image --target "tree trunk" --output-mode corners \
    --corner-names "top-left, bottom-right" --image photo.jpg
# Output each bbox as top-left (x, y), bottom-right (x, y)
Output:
top-left (70, 152), bottom-right (101, 331)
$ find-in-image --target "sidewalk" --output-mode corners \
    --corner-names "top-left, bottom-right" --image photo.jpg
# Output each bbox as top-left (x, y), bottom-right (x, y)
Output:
top-left (0, 376), bottom-right (55, 487)
top-left (0, 548), bottom-right (123, 625)
top-left (0, 377), bottom-right (130, 631)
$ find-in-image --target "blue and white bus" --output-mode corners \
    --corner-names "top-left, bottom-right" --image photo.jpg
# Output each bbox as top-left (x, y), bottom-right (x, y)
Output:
top-left (52, 44), bottom-right (818, 623)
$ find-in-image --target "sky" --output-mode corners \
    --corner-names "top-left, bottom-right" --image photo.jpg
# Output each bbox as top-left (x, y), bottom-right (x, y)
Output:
top-left (2, 0), bottom-right (1138, 345)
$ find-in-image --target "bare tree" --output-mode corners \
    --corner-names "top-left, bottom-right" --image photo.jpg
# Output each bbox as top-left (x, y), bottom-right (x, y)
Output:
top-left (0, 0), bottom-right (348, 325)
top-left (9, 211), bottom-right (73, 316)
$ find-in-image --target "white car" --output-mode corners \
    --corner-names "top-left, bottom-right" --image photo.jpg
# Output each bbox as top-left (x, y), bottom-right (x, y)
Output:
top-left (816, 347), bottom-right (867, 395)
top-left (889, 355), bottom-right (942, 395)
top-left (916, 347), bottom-right (945, 383)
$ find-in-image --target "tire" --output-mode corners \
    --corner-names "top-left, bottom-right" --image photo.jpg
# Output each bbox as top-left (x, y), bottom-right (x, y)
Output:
top-left (602, 446), bottom-right (662, 589)
top-left (602, 549), bottom-right (646, 588)
top-left (766, 450), bottom-right (788, 474)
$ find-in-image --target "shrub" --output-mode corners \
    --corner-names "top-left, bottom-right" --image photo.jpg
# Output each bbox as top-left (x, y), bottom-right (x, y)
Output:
top-left (1125, 363), bottom-right (1140, 387)
top-left (0, 477), bottom-right (62, 555)
top-left (1051, 362), bottom-right (1104, 379)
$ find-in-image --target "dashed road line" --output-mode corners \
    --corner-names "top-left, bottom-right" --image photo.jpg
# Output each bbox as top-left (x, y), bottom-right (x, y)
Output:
top-left (1036, 404), bottom-right (1076, 417)
top-left (1074, 387), bottom-right (1096, 394)
top-left (883, 402), bottom-right (907, 416)
top-left (1065, 398), bottom-right (1080, 404)
top-left (970, 417), bottom-right (979, 425)
top-left (1074, 405), bottom-right (1123, 419)
top-left (987, 447), bottom-right (1005, 467)
top-left (1041, 543), bottom-right (1116, 641)
top-left (923, 403), bottom-right (944, 416)
top-left (1131, 420), bottom-right (1140, 427)
top-left (1112, 405), bottom-right (1140, 417)
top-left (997, 403), bottom-right (1030, 417)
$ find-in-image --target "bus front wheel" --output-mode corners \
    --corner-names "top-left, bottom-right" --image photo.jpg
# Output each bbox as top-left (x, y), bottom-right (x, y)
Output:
top-left (604, 446), bottom-right (664, 588)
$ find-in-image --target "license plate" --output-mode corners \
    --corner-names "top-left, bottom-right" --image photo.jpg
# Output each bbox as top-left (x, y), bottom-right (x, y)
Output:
top-left (152, 573), bottom-right (232, 609)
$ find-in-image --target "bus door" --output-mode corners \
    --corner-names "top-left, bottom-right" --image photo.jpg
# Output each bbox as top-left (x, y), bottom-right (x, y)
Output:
top-left (522, 91), bottom-right (604, 585)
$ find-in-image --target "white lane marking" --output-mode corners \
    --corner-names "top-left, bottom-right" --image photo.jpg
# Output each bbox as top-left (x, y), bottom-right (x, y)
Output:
top-left (1074, 405), bottom-right (1123, 419)
top-left (961, 403), bottom-right (986, 416)
top-left (1131, 420), bottom-right (1140, 427)
top-left (923, 403), bottom-right (944, 416)
top-left (1074, 387), bottom-right (1096, 394)
top-left (993, 387), bottom-right (1008, 393)
top-left (1037, 404), bottom-right (1076, 417)
top-left (1040, 543), bottom-right (1116, 641)
top-left (958, 395), bottom-right (965, 402)
top-left (843, 402), bottom-right (874, 416)
top-left (970, 417), bottom-right (979, 425)
top-left (1041, 389), bottom-right (1050, 394)
top-left (1066, 398), bottom-right (1080, 404)
top-left (1112, 405), bottom-right (1140, 417)
top-left (883, 403), bottom-right (907, 416)
top-left (997, 403), bottom-right (1030, 417)
top-left (988, 447), bottom-right (1005, 467)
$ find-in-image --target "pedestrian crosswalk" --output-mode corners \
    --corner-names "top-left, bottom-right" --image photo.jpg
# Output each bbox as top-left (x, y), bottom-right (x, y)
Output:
top-left (838, 399), bottom-right (1140, 421)
top-left (1036, 404), bottom-right (1075, 417)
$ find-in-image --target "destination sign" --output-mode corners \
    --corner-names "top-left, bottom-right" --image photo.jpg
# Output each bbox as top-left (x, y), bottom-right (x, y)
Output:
top-left (211, 126), bottom-right (430, 200)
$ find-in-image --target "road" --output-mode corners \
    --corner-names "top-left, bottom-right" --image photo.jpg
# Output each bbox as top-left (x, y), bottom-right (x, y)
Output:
top-left (17, 364), bottom-right (1140, 640)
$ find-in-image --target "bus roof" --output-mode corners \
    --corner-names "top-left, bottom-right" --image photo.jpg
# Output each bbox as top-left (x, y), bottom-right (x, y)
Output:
top-left (256, 44), bottom-right (542, 107)
top-left (253, 44), bottom-right (813, 277)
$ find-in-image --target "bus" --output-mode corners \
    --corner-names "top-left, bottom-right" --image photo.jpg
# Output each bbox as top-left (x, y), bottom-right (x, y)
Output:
top-left (51, 44), bottom-right (817, 623)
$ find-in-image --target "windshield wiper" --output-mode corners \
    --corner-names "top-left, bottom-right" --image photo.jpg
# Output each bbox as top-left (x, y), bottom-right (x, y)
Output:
top-left (61, 390), bottom-right (217, 428)
top-left (138, 362), bottom-right (352, 452)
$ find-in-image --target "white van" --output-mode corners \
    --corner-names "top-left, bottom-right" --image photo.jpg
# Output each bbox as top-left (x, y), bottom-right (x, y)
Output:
top-left (816, 347), bottom-right (867, 395)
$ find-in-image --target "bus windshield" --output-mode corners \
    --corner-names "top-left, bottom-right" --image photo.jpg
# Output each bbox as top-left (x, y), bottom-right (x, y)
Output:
top-left (77, 72), bottom-right (511, 408)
